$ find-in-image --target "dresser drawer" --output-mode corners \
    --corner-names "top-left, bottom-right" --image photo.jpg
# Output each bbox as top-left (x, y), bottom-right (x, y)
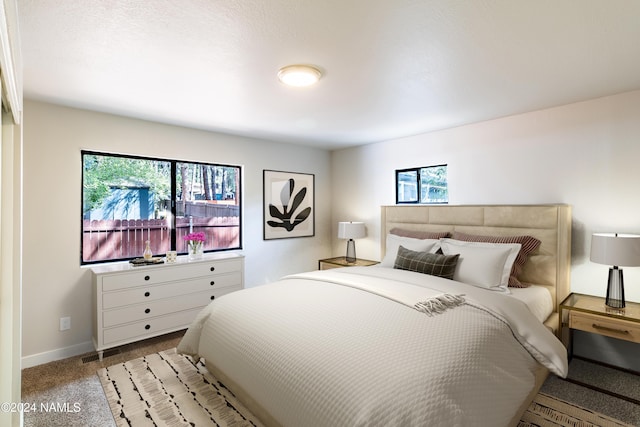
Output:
top-left (101, 258), bottom-right (243, 291)
top-left (92, 253), bottom-right (244, 357)
top-left (569, 311), bottom-right (640, 344)
top-left (102, 272), bottom-right (241, 309)
top-left (102, 286), bottom-right (239, 327)
top-left (103, 308), bottom-right (203, 345)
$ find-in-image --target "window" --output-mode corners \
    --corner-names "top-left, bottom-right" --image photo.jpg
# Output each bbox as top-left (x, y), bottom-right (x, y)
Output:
top-left (396, 164), bottom-right (448, 204)
top-left (82, 151), bottom-right (241, 264)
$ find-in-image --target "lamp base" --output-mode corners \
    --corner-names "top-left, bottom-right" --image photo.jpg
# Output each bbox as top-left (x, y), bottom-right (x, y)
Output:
top-left (345, 239), bottom-right (356, 263)
top-left (605, 266), bottom-right (625, 309)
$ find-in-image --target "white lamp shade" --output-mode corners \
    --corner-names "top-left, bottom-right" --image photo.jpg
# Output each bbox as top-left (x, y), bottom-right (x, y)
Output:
top-left (338, 222), bottom-right (366, 239)
top-left (590, 233), bottom-right (640, 267)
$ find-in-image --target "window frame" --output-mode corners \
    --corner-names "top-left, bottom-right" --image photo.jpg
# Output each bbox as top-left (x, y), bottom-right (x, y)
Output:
top-left (395, 164), bottom-right (448, 205)
top-left (81, 150), bottom-right (242, 265)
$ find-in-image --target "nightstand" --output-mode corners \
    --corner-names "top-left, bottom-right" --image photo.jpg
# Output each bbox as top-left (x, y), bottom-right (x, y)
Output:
top-left (559, 293), bottom-right (640, 403)
top-left (560, 293), bottom-right (640, 358)
top-left (318, 257), bottom-right (378, 270)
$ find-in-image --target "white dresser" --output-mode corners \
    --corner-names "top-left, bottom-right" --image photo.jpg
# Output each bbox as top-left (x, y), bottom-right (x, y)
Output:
top-left (91, 252), bottom-right (244, 360)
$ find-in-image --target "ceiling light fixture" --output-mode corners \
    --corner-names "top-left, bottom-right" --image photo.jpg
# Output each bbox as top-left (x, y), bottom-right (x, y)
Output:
top-left (277, 65), bottom-right (322, 87)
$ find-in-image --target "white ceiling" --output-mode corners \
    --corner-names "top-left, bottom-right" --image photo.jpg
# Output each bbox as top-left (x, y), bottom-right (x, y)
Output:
top-left (17, 0), bottom-right (640, 150)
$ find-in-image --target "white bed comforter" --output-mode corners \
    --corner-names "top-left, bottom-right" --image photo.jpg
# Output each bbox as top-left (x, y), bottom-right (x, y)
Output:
top-left (178, 267), bottom-right (568, 427)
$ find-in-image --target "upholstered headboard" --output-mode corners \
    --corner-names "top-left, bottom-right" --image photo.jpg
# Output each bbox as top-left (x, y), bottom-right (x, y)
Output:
top-left (381, 204), bottom-right (572, 334)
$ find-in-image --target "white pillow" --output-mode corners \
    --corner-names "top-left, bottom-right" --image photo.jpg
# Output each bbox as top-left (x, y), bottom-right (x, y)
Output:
top-left (439, 238), bottom-right (521, 292)
top-left (380, 234), bottom-right (440, 267)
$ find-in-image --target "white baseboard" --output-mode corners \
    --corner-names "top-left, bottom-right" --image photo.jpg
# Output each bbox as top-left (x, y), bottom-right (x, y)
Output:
top-left (21, 341), bottom-right (95, 369)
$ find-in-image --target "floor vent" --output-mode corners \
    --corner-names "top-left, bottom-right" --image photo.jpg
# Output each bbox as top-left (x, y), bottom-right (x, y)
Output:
top-left (82, 348), bottom-right (121, 364)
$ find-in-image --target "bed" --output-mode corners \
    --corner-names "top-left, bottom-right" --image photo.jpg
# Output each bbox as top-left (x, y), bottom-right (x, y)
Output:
top-left (178, 204), bottom-right (572, 427)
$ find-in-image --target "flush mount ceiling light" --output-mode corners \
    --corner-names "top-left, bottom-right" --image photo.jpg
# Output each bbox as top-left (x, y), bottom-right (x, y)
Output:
top-left (277, 65), bottom-right (322, 87)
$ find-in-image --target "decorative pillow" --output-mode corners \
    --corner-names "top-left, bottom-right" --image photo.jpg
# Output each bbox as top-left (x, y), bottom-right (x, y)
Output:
top-left (451, 231), bottom-right (541, 288)
top-left (440, 238), bottom-right (521, 292)
top-left (390, 228), bottom-right (451, 240)
top-left (380, 234), bottom-right (440, 267)
top-left (393, 245), bottom-right (459, 280)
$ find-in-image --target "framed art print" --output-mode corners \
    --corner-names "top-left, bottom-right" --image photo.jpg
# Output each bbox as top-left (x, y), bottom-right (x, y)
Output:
top-left (263, 170), bottom-right (315, 240)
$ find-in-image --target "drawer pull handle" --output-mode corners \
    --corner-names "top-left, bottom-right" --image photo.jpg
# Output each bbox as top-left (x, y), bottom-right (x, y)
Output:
top-left (144, 291), bottom-right (150, 297)
top-left (145, 308), bottom-right (151, 314)
top-left (145, 324), bottom-right (151, 330)
top-left (144, 275), bottom-right (150, 281)
top-left (210, 295), bottom-right (215, 300)
top-left (210, 266), bottom-right (215, 272)
top-left (210, 281), bottom-right (215, 286)
top-left (592, 323), bottom-right (630, 335)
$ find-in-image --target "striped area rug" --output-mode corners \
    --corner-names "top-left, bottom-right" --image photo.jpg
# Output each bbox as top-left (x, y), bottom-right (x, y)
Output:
top-left (98, 348), bottom-right (634, 427)
top-left (98, 348), bottom-right (263, 426)
top-left (519, 393), bottom-right (634, 427)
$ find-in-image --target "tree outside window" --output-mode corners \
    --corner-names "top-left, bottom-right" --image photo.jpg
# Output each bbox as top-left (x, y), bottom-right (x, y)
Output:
top-left (82, 151), bottom-right (241, 264)
top-left (396, 165), bottom-right (448, 204)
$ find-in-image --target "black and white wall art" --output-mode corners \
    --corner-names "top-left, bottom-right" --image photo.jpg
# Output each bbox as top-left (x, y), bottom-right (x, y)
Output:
top-left (263, 170), bottom-right (315, 240)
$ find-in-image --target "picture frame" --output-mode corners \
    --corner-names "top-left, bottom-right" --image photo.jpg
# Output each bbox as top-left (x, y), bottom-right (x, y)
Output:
top-left (263, 170), bottom-right (315, 240)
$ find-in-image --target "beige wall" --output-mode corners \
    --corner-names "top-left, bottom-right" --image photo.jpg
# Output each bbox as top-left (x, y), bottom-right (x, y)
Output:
top-left (330, 89), bottom-right (640, 369)
top-left (21, 100), bottom-right (332, 366)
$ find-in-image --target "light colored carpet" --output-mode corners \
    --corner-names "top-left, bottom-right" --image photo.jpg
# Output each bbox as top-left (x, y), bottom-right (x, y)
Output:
top-left (541, 357), bottom-right (640, 424)
top-left (98, 348), bottom-right (636, 427)
top-left (22, 331), bottom-right (185, 427)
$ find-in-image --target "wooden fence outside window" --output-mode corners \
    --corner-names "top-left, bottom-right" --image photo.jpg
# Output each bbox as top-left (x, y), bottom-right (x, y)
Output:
top-left (82, 216), bottom-right (240, 262)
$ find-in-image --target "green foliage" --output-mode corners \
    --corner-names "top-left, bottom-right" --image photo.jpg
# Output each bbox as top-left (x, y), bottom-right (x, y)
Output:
top-left (83, 154), bottom-right (170, 213)
top-left (177, 163), bottom-right (239, 201)
top-left (422, 165), bottom-right (447, 184)
top-left (420, 165), bottom-right (448, 202)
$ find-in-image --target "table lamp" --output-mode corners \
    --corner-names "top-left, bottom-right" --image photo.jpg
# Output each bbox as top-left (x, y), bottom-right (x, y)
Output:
top-left (590, 233), bottom-right (640, 308)
top-left (338, 222), bottom-right (366, 263)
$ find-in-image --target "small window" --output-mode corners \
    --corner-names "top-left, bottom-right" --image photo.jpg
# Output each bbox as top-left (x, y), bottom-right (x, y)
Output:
top-left (82, 151), bottom-right (241, 264)
top-left (396, 165), bottom-right (448, 204)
